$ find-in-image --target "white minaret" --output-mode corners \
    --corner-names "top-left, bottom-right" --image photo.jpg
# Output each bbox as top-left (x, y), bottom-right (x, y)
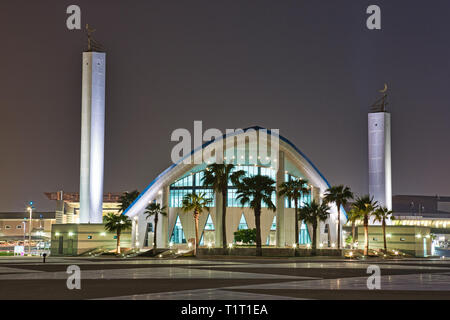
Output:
top-left (79, 27), bottom-right (106, 224)
top-left (368, 88), bottom-right (392, 212)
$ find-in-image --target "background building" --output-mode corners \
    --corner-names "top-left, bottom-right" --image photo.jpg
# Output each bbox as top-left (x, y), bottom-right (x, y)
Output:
top-left (392, 195), bottom-right (450, 217)
top-left (344, 194), bottom-right (450, 257)
top-left (0, 211), bottom-right (54, 254)
top-left (45, 191), bottom-right (122, 224)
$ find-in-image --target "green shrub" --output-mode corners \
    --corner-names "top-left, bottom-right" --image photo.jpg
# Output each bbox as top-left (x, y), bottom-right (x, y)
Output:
top-left (234, 229), bottom-right (257, 244)
top-left (345, 235), bottom-right (354, 244)
top-left (0, 252), bottom-right (14, 256)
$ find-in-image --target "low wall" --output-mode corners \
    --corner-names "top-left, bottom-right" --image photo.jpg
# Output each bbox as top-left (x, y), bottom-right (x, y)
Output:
top-left (197, 247), bottom-right (344, 257)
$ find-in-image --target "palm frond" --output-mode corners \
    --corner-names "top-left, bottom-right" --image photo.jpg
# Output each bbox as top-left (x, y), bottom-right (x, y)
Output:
top-left (145, 202), bottom-right (167, 218)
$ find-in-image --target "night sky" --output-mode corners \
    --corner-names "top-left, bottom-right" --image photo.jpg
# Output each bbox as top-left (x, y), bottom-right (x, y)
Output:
top-left (1, 1), bottom-right (449, 212)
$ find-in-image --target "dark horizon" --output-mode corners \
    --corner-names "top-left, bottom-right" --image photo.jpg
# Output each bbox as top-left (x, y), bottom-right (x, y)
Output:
top-left (1, 1), bottom-right (449, 212)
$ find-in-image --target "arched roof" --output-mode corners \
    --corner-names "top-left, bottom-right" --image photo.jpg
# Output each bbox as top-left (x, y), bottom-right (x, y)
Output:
top-left (123, 126), bottom-right (345, 218)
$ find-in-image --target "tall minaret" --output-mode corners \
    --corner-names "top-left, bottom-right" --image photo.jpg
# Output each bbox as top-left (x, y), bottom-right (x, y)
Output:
top-left (368, 85), bottom-right (392, 211)
top-left (79, 25), bottom-right (106, 224)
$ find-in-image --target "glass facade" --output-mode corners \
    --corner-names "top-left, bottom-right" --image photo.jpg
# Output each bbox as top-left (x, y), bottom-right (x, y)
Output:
top-left (169, 171), bottom-right (215, 208)
top-left (169, 189), bottom-right (191, 208)
top-left (227, 189), bottom-right (241, 207)
top-left (169, 165), bottom-right (279, 208)
top-left (285, 193), bottom-right (311, 208)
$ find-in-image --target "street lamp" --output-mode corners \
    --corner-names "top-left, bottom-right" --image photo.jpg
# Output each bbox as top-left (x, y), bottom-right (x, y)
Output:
top-left (26, 201), bottom-right (34, 256)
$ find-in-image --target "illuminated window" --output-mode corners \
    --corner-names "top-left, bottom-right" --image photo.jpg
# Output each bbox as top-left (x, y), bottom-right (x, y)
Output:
top-left (238, 214), bottom-right (248, 230)
top-left (266, 216), bottom-right (278, 245)
top-left (203, 214), bottom-right (215, 231)
top-left (170, 215), bottom-right (186, 244)
top-left (299, 222), bottom-right (311, 244)
top-left (270, 216), bottom-right (277, 231)
top-left (144, 223), bottom-right (154, 247)
top-left (200, 214), bottom-right (215, 245)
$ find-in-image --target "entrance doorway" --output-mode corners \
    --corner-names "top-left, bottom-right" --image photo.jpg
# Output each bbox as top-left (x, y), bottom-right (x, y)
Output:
top-left (58, 236), bottom-right (64, 254)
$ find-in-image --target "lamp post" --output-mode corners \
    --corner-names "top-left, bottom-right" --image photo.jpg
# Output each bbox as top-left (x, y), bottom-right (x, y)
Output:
top-left (27, 201), bottom-right (34, 256)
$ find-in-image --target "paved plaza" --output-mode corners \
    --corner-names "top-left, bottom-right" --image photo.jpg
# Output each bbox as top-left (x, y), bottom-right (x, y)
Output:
top-left (0, 256), bottom-right (449, 299)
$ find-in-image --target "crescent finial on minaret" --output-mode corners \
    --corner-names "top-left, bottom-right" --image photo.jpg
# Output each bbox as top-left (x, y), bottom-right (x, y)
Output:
top-left (85, 24), bottom-right (105, 52)
top-left (370, 83), bottom-right (389, 112)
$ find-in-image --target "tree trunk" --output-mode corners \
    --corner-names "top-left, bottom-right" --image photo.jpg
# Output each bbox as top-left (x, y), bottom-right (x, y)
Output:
top-left (337, 203), bottom-right (341, 249)
top-left (116, 229), bottom-right (121, 254)
top-left (382, 218), bottom-right (387, 253)
top-left (294, 198), bottom-right (299, 245)
top-left (364, 215), bottom-right (369, 256)
top-left (194, 211), bottom-right (199, 256)
top-left (222, 189), bottom-right (227, 249)
top-left (352, 221), bottom-right (356, 244)
top-left (255, 207), bottom-right (262, 256)
top-left (153, 214), bottom-right (158, 255)
top-left (312, 221), bottom-right (317, 255)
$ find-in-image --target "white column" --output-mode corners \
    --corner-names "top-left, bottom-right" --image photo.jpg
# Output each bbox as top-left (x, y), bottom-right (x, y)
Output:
top-left (131, 218), bottom-right (137, 249)
top-left (79, 51), bottom-right (106, 224)
top-left (310, 186), bottom-right (320, 248)
top-left (368, 112), bottom-right (392, 212)
top-left (214, 140), bottom-right (225, 248)
top-left (157, 186), bottom-right (169, 248)
top-left (276, 151), bottom-right (286, 247)
top-left (214, 191), bottom-right (224, 248)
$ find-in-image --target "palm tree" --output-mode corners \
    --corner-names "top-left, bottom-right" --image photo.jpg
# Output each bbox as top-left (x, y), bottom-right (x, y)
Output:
top-left (324, 185), bottom-right (354, 249)
top-left (181, 193), bottom-right (211, 256)
top-left (145, 202), bottom-right (167, 254)
top-left (235, 175), bottom-right (276, 256)
top-left (118, 190), bottom-right (140, 213)
top-left (347, 207), bottom-right (362, 247)
top-left (103, 213), bottom-right (132, 254)
top-left (298, 200), bottom-right (331, 254)
top-left (202, 164), bottom-right (245, 248)
top-left (278, 178), bottom-right (309, 245)
top-left (352, 195), bottom-right (378, 255)
top-left (373, 207), bottom-right (394, 253)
